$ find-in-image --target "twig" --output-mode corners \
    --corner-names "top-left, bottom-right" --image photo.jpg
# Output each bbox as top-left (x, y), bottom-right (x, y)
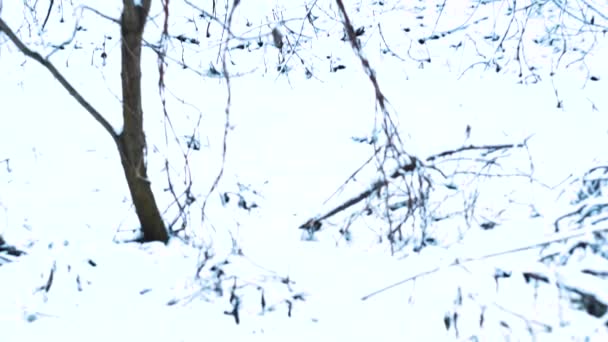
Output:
top-left (201, 0), bottom-right (240, 220)
top-left (299, 159), bottom-right (418, 231)
top-left (361, 225), bottom-right (608, 301)
top-left (300, 140), bottom-right (526, 231)
top-left (426, 142), bottom-right (525, 162)
top-left (41, 0), bottom-right (54, 31)
top-left (79, 5), bottom-right (120, 24)
top-left (323, 146), bottom-right (382, 205)
top-left (0, 18), bottom-right (119, 143)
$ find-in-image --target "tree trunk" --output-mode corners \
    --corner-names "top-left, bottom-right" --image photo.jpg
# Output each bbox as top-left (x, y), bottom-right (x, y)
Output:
top-left (118, 0), bottom-right (168, 243)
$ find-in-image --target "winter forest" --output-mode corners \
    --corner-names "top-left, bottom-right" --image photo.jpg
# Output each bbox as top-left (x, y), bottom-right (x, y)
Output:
top-left (1, 0), bottom-right (607, 340)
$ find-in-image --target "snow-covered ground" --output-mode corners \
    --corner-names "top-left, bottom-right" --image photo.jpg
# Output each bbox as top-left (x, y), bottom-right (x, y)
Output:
top-left (1, 0), bottom-right (608, 340)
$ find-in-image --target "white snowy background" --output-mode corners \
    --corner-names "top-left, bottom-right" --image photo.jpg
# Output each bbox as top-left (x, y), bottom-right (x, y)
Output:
top-left (1, 0), bottom-right (608, 341)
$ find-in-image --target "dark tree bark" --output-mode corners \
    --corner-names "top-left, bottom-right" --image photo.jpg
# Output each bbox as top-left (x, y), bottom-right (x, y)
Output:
top-left (0, 2), bottom-right (168, 243)
top-left (118, 0), bottom-right (168, 243)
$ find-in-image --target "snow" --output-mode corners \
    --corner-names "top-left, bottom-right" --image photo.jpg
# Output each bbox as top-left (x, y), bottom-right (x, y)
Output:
top-left (1, 0), bottom-right (608, 341)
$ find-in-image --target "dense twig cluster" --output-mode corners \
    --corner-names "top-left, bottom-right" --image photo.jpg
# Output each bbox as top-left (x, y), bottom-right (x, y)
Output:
top-left (295, 0), bottom-right (608, 338)
top-left (299, 0), bottom-right (531, 256)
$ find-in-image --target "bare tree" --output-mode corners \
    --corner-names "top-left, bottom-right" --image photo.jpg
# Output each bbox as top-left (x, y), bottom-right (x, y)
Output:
top-left (0, 0), bottom-right (168, 243)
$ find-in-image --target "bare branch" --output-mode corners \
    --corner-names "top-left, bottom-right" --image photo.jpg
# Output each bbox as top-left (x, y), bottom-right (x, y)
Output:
top-left (362, 225), bottom-right (608, 301)
top-left (79, 5), bottom-right (120, 24)
top-left (201, 0), bottom-right (240, 221)
top-left (426, 142), bottom-right (526, 162)
top-left (299, 157), bottom-right (420, 231)
top-left (41, 0), bottom-right (54, 31)
top-left (184, 0), bottom-right (245, 40)
top-left (0, 18), bottom-right (119, 143)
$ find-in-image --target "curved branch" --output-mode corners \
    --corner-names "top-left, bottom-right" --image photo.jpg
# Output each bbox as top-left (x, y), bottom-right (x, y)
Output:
top-left (79, 5), bottom-right (120, 24)
top-left (0, 18), bottom-right (119, 143)
top-left (41, 0), bottom-right (54, 31)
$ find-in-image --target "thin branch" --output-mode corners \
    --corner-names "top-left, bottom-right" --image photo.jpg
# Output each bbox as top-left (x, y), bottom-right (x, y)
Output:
top-left (426, 142), bottom-right (526, 162)
top-left (299, 158), bottom-right (419, 231)
top-left (201, 0), bottom-right (240, 221)
top-left (300, 141), bottom-right (527, 232)
top-left (41, 0), bottom-right (54, 31)
top-left (79, 5), bottom-right (120, 24)
top-left (184, 0), bottom-right (254, 41)
top-left (323, 146), bottom-right (382, 205)
top-left (0, 18), bottom-right (119, 143)
top-left (361, 225), bottom-right (608, 301)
